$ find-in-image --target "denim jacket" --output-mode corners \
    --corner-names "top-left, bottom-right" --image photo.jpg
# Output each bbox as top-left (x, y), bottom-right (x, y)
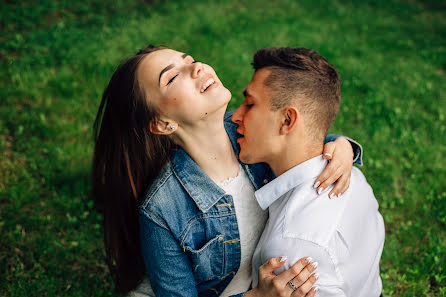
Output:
top-left (139, 111), bottom-right (362, 297)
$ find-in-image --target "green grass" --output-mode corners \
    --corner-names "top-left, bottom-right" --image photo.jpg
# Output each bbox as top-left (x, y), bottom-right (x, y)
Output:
top-left (1, 0), bottom-right (445, 296)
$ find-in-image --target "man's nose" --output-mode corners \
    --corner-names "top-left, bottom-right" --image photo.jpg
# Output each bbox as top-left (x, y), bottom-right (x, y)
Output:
top-left (231, 106), bottom-right (243, 124)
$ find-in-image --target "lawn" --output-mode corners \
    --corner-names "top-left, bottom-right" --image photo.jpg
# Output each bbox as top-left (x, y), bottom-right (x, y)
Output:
top-left (1, 0), bottom-right (445, 296)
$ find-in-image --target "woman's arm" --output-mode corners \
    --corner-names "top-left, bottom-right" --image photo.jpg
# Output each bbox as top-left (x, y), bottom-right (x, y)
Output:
top-left (324, 134), bottom-right (363, 166)
top-left (316, 135), bottom-right (363, 198)
top-left (139, 212), bottom-right (199, 297)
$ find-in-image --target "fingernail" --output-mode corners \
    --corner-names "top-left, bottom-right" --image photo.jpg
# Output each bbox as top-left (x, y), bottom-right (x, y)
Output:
top-left (314, 286), bottom-right (319, 293)
top-left (317, 187), bottom-right (324, 195)
top-left (279, 256), bottom-right (287, 262)
top-left (324, 153), bottom-right (332, 158)
top-left (329, 193), bottom-right (335, 199)
top-left (337, 193), bottom-right (342, 199)
top-left (313, 181), bottom-right (320, 188)
top-left (311, 261), bottom-right (319, 268)
top-left (306, 256), bottom-right (313, 263)
top-left (314, 273), bottom-right (320, 280)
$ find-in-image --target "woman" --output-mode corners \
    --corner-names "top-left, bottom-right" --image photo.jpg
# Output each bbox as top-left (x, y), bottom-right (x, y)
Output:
top-left (93, 45), bottom-right (361, 297)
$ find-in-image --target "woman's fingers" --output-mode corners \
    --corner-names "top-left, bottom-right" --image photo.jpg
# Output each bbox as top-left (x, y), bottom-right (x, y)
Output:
top-left (315, 137), bottom-right (353, 197)
top-left (295, 285), bottom-right (318, 297)
top-left (322, 142), bottom-right (335, 161)
top-left (328, 173), bottom-right (351, 198)
top-left (291, 273), bottom-right (319, 297)
top-left (315, 160), bottom-right (343, 196)
top-left (258, 256), bottom-right (287, 279)
top-left (288, 260), bottom-right (318, 288)
top-left (276, 256), bottom-right (313, 287)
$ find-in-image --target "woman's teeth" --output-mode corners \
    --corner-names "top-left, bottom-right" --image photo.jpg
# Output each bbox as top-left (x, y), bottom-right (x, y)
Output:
top-left (201, 78), bottom-right (215, 93)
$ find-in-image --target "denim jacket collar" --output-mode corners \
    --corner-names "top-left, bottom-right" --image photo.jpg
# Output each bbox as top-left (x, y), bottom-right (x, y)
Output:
top-left (171, 148), bottom-right (227, 213)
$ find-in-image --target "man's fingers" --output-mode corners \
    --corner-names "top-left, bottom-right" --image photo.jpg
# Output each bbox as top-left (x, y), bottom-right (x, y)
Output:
top-left (258, 256), bottom-right (287, 278)
top-left (276, 257), bottom-right (314, 287)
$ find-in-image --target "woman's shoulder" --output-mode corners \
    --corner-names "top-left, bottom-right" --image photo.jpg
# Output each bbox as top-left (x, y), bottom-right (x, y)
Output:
top-left (139, 162), bottom-right (177, 210)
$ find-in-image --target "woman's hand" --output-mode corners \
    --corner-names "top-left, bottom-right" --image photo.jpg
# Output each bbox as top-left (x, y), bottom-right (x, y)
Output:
top-left (314, 137), bottom-right (354, 198)
top-left (246, 256), bottom-right (319, 297)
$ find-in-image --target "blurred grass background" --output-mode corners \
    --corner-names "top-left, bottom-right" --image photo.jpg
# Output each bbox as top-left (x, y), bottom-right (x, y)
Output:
top-left (0, 0), bottom-right (445, 296)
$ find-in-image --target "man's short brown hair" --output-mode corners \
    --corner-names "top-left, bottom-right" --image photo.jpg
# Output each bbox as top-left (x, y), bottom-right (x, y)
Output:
top-left (252, 47), bottom-right (341, 142)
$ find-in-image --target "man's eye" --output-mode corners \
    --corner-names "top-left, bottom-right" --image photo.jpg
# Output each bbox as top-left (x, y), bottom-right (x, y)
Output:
top-left (192, 61), bottom-right (197, 64)
top-left (246, 103), bottom-right (253, 108)
top-left (167, 74), bottom-right (179, 85)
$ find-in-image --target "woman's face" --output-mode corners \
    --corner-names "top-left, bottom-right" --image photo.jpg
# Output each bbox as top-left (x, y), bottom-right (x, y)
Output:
top-left (137, 49), bottom-right (231, 127)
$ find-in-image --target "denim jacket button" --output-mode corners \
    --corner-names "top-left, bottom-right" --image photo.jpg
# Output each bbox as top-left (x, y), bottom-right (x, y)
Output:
top-left (263, 179), bottom-right (269, 184)
top-left (218, 235), bottom-right (224, 241)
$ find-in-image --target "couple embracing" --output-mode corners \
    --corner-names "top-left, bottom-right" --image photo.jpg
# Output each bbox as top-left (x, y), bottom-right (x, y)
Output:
top-left (93, 45), bottom-right (385, 297)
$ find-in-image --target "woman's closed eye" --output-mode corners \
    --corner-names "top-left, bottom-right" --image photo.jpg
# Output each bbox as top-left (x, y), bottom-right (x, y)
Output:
top-left (166, 61), bottom-right (197, 85)
top-left (167, 74), bottom-right (179, 85)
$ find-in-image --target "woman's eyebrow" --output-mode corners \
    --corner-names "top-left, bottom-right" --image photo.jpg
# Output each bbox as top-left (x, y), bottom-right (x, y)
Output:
top-left (159, 64), bottom-right (174, 86)
top-left (158, 54), bottom-right (191, 86)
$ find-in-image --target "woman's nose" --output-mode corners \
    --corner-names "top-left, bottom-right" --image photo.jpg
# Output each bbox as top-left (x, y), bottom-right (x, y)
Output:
top-left (191, 62), bottom-right (204, 78)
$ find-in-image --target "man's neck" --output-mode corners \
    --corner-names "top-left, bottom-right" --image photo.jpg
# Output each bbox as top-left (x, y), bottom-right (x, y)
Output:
top-left (269, 142), bottom-right (323, 177)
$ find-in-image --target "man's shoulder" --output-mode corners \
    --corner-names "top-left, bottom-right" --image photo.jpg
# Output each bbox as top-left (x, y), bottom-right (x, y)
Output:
top-left (283, 183), bottom-right (347, 247)
top-left (283, 168), bottom-right (377, 246)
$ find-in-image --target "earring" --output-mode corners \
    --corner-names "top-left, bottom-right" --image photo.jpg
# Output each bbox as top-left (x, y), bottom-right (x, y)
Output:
top-left (170, 125), bottom-right (175, 130)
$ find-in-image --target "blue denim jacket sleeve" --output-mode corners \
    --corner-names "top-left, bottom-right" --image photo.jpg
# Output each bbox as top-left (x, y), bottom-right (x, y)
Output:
top-left (325, 134), bottom-right (363, 166)
top-left (139, 211), bottom-right (199, 297)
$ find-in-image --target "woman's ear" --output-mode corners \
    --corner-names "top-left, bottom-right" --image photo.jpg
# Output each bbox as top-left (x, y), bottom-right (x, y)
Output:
top-left (279, 107), bottom-right (299, 135)
top-left (149, 118), bottom-right (177, 135)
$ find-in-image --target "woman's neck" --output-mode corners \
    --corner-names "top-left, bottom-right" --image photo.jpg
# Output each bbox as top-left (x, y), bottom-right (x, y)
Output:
top-left (173, 115), bottom-right (240, 183)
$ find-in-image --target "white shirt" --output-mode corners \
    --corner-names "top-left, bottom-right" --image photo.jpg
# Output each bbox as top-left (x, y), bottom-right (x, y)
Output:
top-left (252, 155), bottom-right (385, 297)
top-left (219, 165), bottom-right (268, 297)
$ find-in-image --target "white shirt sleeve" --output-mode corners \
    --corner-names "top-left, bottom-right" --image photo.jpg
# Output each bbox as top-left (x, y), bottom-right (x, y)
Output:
top-left (278, 239), bottom-right (347, 297)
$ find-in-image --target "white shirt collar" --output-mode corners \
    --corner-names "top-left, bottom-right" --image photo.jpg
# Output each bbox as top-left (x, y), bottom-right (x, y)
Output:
top-left (255, 155), bottom-right (327, 210)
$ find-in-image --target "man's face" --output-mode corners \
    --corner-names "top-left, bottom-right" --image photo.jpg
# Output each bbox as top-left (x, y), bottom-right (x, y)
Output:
top-left (231, 68), bottom-right (282, 164)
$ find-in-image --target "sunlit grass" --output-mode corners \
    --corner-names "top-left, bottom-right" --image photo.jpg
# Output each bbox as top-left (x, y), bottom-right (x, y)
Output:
top-left (1, 0), bottom-right (445, 296)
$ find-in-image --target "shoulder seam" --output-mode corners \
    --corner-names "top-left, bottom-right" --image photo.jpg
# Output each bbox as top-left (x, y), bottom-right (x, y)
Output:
top-left (140, 167), bottom-right (173, 209)
top-left (139, 208), bottom-right (169, 230)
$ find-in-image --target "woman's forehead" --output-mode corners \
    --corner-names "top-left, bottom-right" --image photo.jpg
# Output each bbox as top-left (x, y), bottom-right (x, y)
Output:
top-left (138, 49), bottom-right (183, 84)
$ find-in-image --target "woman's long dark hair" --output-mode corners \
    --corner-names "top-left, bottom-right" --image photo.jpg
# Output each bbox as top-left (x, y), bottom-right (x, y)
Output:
top-left (92, 45), bottom-right (174, 293)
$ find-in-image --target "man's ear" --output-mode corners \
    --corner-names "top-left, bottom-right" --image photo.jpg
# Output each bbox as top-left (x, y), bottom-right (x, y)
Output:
top-left (149, 118), bottom-right (177, 135)
top-left (279, 107), bottom-right (299, 135)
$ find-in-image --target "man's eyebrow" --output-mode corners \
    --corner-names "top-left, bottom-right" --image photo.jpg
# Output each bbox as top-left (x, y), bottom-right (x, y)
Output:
top-left (158, 54), bottom-right (191, 86)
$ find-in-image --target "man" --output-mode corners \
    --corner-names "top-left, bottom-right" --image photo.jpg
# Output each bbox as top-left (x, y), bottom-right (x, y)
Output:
top-left (232, 47), bottom-right (385, 297)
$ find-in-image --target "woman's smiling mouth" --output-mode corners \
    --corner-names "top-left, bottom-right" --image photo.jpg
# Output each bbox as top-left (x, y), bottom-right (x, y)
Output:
top-left (200, 78), bottom-right (216, 93)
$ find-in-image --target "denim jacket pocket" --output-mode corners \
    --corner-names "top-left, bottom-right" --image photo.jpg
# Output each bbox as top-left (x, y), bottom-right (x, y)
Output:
top-left (184, 234), bottom-right (225, 284)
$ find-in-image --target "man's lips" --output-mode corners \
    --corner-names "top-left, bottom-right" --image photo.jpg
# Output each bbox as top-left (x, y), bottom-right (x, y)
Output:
top-left (236, 129), bottom-right (245, 144)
